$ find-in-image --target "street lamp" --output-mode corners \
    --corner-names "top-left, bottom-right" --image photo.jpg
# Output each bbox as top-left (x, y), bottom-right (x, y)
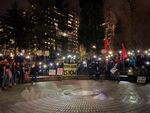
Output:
top-left (20, 53), bottom-right (23, 56)
top-left (109, 51), bottom-right (113, 55)
top-left (146, 61), bottom-right (150, 65)
top-left (63, 56), bottom-right (66, 60)
top-left (26, 55), bottom-right (30, 59)
top-left (39, 62), bottom-right (42, 65)
top-left (43, 64), bottom-right (47, 69)
top-left (98, 57), bottom-right (102, 61)
top-left (0, 53), bottom-right (3, 57)
top-left (49, 63), bottom-right (53, 67)
top-left (93, 55), bottom-right (97, 58)
top-left (119, 51), bottom-right (122, 54)
top-left (67, 55), bottom-right (72, 58)
top-left (57, 53), bottom-right (60, 56)
top-left (92, 45), bottom-right (96, 49)
top-left (63, 33), bottom-right (67, 37)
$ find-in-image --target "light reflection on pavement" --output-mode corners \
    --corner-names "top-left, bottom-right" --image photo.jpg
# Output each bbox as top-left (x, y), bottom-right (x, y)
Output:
top-left (0, 80), bottom-right (150, 113)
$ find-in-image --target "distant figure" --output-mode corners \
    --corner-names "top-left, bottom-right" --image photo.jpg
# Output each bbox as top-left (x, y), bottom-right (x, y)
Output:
top-left (23, 62), bottom-right (30, 83)
top-left (95, 62), bottom-right (101, 80)
top-left (31, 63), bottom-right (39, 83)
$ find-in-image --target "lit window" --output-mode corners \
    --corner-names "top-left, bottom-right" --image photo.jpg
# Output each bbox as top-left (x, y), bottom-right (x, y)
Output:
top-left (0, 28), bottom-right (3, 32)
top-left (68, 21), bottom-right (72, 24)
top-left (68, 14), bottom-right (73, 17)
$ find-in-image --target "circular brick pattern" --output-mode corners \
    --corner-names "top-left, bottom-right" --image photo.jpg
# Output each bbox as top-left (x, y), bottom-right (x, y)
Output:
top-left (1, 80), bottom-right (150, 113)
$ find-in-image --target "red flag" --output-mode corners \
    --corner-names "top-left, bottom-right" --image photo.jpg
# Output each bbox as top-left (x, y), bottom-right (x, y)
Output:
top-left (104, 38), bottom-right (109, 52)
top-left (121, 43), bottom-right (127, 60)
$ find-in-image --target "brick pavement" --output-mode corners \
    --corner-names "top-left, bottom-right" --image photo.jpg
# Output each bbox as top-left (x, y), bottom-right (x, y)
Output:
top-left (0, 80), bottom-right (150, 113)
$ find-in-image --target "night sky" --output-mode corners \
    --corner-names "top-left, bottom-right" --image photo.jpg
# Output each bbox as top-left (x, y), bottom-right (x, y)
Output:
top-left (0, 0), bottom-right (79, 14)
top-left (0, 0), bottom-right (29, 14)
top-left (0, 0), bottom-right (150, 48)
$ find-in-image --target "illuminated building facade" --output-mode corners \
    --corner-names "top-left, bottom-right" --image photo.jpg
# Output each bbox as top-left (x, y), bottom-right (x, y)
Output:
top-left (30, 5), bottom-right (79, 54)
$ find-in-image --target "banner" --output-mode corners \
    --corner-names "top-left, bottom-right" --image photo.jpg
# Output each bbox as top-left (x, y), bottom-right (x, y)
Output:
top-left (104, 38), bottom-right (109, 53)
top-left (137, 76), bottom-right (146, 83)
top-left (49, 69), bottom-right (56, 76)
top-left (63, 64), bottom-right (77, 76)
top-left (121, 43), bottom-right (127, 60)
top-left (110, 67), bottom-right (118, 74)
top-left (57, 68), bottom-right (63, 76)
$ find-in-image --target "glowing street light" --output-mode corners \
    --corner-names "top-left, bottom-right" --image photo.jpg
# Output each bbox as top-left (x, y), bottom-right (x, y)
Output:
top-left (39, 62), bottom-right (42, 65)
top-left (128, 51), bottom-right (131, 55)
top-left (0, 53), bottom-right (3, 57)
top-left (127, 58), bottom-right (130, 61)
top-left (144, 51), bottom-right (148, 54)
top-left (109, 51), bottom-right (113, 55)
top-left (20, 53), bottom-right (23, 56)
top-left (146, 61), bottom-right (150, 65)
top-left (83, 61), bottom-right (87, 65)
top-left (26, 56), bottom-right (30, 59)
top-left (128, 69), bottom-right (132, 73)
top-left (98, 57), bottom-right (102, 61)
top-left (67, 55), bottom-right (72, 58)
top-left (93, 55), bottom-right (97, 58)
top-left (119, 51), bottom-right (122, 54)
top-left (57, 53), bottom-right (60, 56)
top-left (63, 57), bottom-right (66, 60)
top-left (63, 33), bottom-right (67, 37)
top-left (43, 64), bottom-right (47, 68)
top-left (10, 53), bottom-right (14, 58)
top-left (22, 50), bottom-right (25, 53)
top-left (49, 63), bottom-right (53, 66)
top-left (92, 45), bottom-right (96, 49)
top-left (137, 50), bottom-right (140, 53)
top-left (73, 55), bottom-right (76, 59)
top-left (56, 63), bottom-right (59, 66)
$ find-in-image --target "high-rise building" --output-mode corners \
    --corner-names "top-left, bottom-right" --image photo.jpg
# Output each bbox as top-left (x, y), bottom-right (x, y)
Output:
top-left (30, 5), bottom-right (79, 55)
top-left (0, 18), bottom-right (14, 49)
top-left (56, 10), bottom-right (79, 54)
top-left (0, 4), bottom-right (79, 55)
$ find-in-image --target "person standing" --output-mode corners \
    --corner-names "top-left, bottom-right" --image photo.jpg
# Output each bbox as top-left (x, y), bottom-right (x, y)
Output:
top-left (2, 62), bottom-right (13, 89)
top-left (18, 63), bottom-right (24, 84)
top-left (23, 62), bottom-right (30, 83)
top-left (95, 62), bottom-right (101, 80)
top-left (31, 63), bottom-right (38, 83)
top-left (7, 63), bottom-right (13, 87)
top-left (11, 61), bottom-right (17, 85)
top-left (16, 63), bottom-right (21, 84)
top-left (0, 63), bottom-right (3, 89)
top-left (2, 64), bottom-right (7, 90)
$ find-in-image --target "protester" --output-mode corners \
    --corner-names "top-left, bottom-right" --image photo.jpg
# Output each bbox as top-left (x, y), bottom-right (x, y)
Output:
top-left (31, 63), bottom-right (38, 83)
top-left (0, 49), bottom-right (150, 91)
top-left (11, 61), bottom-right (17, 85)
top-left (23, 61), bottom-right (30, 83)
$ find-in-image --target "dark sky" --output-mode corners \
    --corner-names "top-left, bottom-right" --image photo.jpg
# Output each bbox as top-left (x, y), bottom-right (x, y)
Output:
top-left (0, 0), bottom-right (79, 14)
top-left (0, 0), bottom-right (29, 14)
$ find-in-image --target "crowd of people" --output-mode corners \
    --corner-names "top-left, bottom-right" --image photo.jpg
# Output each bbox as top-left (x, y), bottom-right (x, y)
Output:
top-left (0, 54), bottom-right (65, 91)
top-left (78, 51), bottom-right (150, 81)
top-left (0, 50), bottom-right (150, 91)
top-left (0, 56), bottom-right (39, 91)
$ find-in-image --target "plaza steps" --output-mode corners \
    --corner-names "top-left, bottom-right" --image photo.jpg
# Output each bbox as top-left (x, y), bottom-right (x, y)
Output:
top-left (77, 75), bottom-right (90, 80)
top-left (120, 75), bottom-right (128, 81)
top-left (35, 74), bottom-right (129, 81)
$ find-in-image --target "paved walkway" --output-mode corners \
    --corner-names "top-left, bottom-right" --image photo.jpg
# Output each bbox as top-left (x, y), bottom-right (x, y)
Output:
top-left (0, 80), bottom-right (150, 113)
